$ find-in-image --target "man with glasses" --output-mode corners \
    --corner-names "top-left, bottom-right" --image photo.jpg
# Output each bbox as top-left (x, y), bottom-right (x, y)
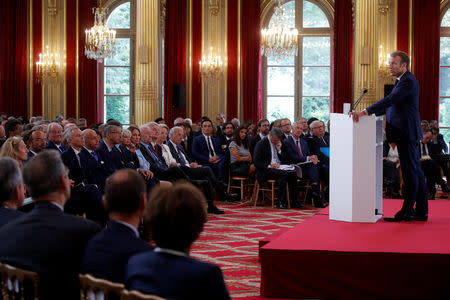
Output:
top-left (250, 118), bottom-right (270, 157)
top-left (96, 124), bottom-right (124, 176)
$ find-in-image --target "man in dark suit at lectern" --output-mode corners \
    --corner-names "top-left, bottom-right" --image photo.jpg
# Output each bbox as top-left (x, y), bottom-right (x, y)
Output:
top-left (351, 51), bottom-right (427, 222)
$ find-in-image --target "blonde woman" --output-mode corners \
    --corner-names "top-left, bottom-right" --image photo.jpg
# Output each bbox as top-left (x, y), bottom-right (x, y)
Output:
top-left (0, 136), bottom-right (29, 168)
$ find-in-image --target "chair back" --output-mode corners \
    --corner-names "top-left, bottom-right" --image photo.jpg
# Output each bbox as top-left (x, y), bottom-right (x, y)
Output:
top-left (79, 274), bottom-right (124, 300)
top-left (0, 262), bottom-right (39, 300)
top-left (120, 289), bottom-right (166, 300)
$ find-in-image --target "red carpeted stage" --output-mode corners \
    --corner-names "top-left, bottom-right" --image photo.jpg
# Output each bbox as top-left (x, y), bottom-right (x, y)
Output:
top-left (260, 199), bottom-right (450, 299)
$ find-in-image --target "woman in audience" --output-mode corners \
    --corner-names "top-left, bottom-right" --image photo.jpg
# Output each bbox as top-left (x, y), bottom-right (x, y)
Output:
top-left (229, 126), bottom-right (255, 177)
top-left (0, 136), bottom-right (29, 168)
top-left (125, 182), bottom-right (230, 300)
top-left (120, 129), bottom-right (140, 169)
top-left (156, 124), bottom-right (178, 167)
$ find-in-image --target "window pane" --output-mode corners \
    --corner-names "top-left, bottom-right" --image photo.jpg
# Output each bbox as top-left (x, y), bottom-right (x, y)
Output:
top-left (441, 37), bottom-right (450, 66)
top-left (267, 97), bottom-right (294, 122)
top-left (440, 68), bottom-right (450, 97)
top-left (303, 0), bottom-right (329, 28)
top-left (267, 55), bottom-right (295, 66)
top-left (442, 9), bottom-right (450, 27)
top-left (107, 2), bottom-right (130, 29)
top-left (105, 67), bottom-right (130, 94)
top-left (303, 36), bottom-right (330, 66)
top-left (302, 67), bottom-right (330, 96)
top-left (302, 97), bottom-right (330, 122)
top-left (105, 39), bottom-right (130, 66)
top-left (269, 1), bottom-right (295, 28)
top-left (267, 67), bottom-right (295, 95)
top-left (105, 96), bottom-right (130, 124)
top-left (439, 128), bottom-right (450, 148)
top-left (440, 99), bottom-right (450, 127)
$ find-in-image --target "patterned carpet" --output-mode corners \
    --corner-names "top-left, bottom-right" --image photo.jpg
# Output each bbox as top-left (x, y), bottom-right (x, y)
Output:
top-left (190, 202), bottom-right (322, 299)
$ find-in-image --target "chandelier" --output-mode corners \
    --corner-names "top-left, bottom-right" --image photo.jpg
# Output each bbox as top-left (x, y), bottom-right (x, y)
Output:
top-left (85, 4), bottom-right (116, 63)
top-left (261, 0), bottom-right (298, 58)
top-left (199, 47), bottom-right (226, 81)
top-left (35, 45), bottom-right (62, 84)
top-left (378, 45), bottom-right (394, 82)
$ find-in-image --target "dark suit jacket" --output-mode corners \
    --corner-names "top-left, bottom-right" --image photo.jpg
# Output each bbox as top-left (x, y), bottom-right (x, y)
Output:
top-left (253, 137), bottom-right (288, 184)
top-left (282, 136), bottom-right (311, 164)
top-left (62, 146), bottom-right (88, 186)
top-left (95, 140), bottom-right (123, 176)
top-left (0, 207), bottom-right (24, 228)
top-left (125, 251), bottom-right (230, 300)
top-left (82, 221), bottom-right (153, 284)
top-left (249, 134), bottom-right (263, 157)
top-left (180, 135), bottom-right (194, 159)
top-left (79, 147), bottom-right (110, 193)
top-left (46, 141), bottom-right (66, 153)
top-left (118, 145), bottom-right (140, 170)
top-left (192, 135), bottom-right (224, 165)
top-left (307, 135), bottom-right (330, 166)
top-left (167, 140), bottom-right (193, 165)
top-left (27, 151), bottom-right (35, 161)
top-left (0, 201), bottom-right (100, 299)
top-left (366, 71), bottom-right (422, 142)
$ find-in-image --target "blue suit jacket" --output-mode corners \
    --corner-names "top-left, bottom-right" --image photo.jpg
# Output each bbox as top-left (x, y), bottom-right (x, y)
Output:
top-left (192, 135), bottom-right (224, 165)
top-left (0, 207), bottom-right (24, 229)
top-left (95, 140), bottom-right (123, 176)
top-left (46, 141), bottom-right (66, 153)
top-left (62, 147), bottom-right (88, 186)
top-left (125, 251), bottom-right (230, 300)
top-left (82, 221), bottom-right (153, 284)
top-left (282, 136), bottom-right (311, 164)
top-left (366, 71), bottom-right (422, 141)
top-left (79, 147), bottom-right (110, 193)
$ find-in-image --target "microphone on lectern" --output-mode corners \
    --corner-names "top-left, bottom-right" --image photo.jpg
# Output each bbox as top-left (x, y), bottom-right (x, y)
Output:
top-left (352, 89), bottom-right (368, 112)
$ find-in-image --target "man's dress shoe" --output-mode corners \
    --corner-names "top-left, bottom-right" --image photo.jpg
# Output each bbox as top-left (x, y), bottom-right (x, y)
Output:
top-left (384, 211), bottom-right (414, 222)
top-left (207, 204), bottom-right (225, 214)
top-left (413, 214), bottom-right (428, 221)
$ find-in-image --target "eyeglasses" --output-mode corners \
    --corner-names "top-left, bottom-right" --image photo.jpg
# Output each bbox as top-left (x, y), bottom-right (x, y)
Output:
top-left (260, 124), bottom-right (269, 127)
top-left (312, 125), bottom-right (324, 130)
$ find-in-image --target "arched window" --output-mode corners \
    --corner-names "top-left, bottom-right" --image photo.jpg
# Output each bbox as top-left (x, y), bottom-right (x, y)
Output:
top-left (263, 0), bottom-right (332, 123)
top-left (440, 7), bottom-right (450, 142)
top-left (100, 1), bottom-right (135, 124)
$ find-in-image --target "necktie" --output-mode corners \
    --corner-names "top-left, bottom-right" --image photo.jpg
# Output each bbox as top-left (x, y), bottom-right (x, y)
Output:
top-left (207, 137), bottom-right (215, 157)
top-left (296, 140), bottom-right (303, 157)
top-left (91, 151), bottom-right (98, 161)
top-left (272, 143), bottom-right (281, 164)
top-left (59, 145), bottom-right (64, 152)
top-left (154, 144), bottom-right (159, 156)
top-left (148, 145), bottom-right (167, 170)
top-left (394, 78), bottom-right (399, 86)
top-left (110, 150), bottom-right (114, 160)
top-left (177, 146), bottom-right (188, 166)
top-left (321, 137), bottom-right (327, 146)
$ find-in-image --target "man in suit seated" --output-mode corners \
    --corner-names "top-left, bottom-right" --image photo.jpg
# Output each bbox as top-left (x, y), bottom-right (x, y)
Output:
top-left (420, 130), bottom-right (449, 199)
top-left (430, 127), bottom-right (449, 177)
top-left (280, 118), bottom-right (292, 140)
top-left (298, 117), bottom-right (310, 138)
top-left (124, 182), bottom-right (230, 300)
top-left (0, 157), bottom-right (24, 228)
top-left (0, 150), bottom-right (101, 299)
top-left (82, 129), bottom-right (110, 193)
top-left (62, 127), bottom-right (107, 225)
top-left (96, 124), bottom-right (124, 176)
top-left (46, 122), bottom-right (66, 153)
top-left (168, 126), bottom-right (238, 214)
top-left (307, 120), bottom-right (330, 189)
top-left (24, 129), bottom-right (46, 160)
top-left (215, 113), bottom-right (226, 138)
top-left (283, 121), bottom-right (327, 208)
top-left (249, 118), bottom-right (270, 157)
top-left (82, 169), bottom-right (153, 284)
top-left (253, 128), bottom-right (300, 209)
top-left (192, 118), bottom-right (226, 179)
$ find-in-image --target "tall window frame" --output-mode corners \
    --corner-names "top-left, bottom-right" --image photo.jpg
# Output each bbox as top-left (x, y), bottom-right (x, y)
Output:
top-left (261, 0), bottom-right (333, 122)
top-left (98, 0), bottom-right (136, 125)
top-left (440, 3), bottom-right (450, 144)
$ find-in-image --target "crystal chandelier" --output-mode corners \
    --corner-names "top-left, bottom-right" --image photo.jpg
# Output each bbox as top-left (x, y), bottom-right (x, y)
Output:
top-left (261, 0), bottom-right (298, 58)
top-left (199, 47), bottom-right (226, 81)
top-left (36, 45), bottom-right (62, 84)
top-left (85, 4), bottom-right (116, 63)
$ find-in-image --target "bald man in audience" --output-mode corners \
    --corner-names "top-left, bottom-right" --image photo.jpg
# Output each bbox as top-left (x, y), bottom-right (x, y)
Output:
top-left (82, 169), bottom-right (153, 283)
top-left (0, 151), bottom-right (100, 299)
top-left (0, 157), bottom-right (25, 228)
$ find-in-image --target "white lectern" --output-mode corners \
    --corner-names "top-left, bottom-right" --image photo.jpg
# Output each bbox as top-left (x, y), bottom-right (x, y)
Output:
top-left (329, 113), bottom-right (383, 223)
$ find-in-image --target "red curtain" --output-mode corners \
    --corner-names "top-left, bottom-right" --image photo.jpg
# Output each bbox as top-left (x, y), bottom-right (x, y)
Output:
top-left (32, 0), bottom-right (42, 116)
top-left (241, 0), bottom-right (262, 123)
top-left (397, 0), bottom-right (409, 53)
top-left (78, 0), bottom-right (99, 125)
top-left (66, 0), bottom-right (77, 118)
top-left (164, 0), bottom-right (187, 126)
top-left (0, 0), bottom-right (27, 118)
top-left (227, 0), bottom-right (238, 119)
top-left (332, 0), bottom-right (353, 113)
top-left (413, 0), bottom-right (440, 121)
top-left (191, 0), bottom-right (202, 122)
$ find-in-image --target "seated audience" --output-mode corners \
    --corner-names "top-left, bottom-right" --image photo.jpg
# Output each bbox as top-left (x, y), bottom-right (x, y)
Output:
top-left (0, 151), bottom-right (101, 299)
top-left (119, 129), bottom-right (141, 170)
top-left (420, 130), bottom-right (449, 199)
top-left (0, 136), bottom-right (29, 168)
top-left (249, 118), bottom-right (270, 157)
top-left (192, 118), bottom-right (226, 179)
top-left (155, 117), bottom-right (165, 124)
top-left (46, 122), bottom-right (66, 153)
top-left (307, 120), bottom-right (330, 187)
top-left (0, 125), bottom-right (6, 148)
top-left (215, 113), bottom-right (226, 138)
top-left (157, 124), bottom-right (178, 167)
top-left (280, 118), bottom-right (292, 140)
top-left (181, 122), bottom-right (194, 158)
top-left (0, 157), bottom-right (24, 228)
top-left (298, 117), bottom-right (310, 138)
top-left (82, 129), bottom-right (110, 193)
top-left (254, 128), bottom-right (300, 209)
top-left (125, 182), bottom-right (230, 300)
top-left (219, 122), bottom-right (235, 147)
top-left (421, 120), bottom-right (430, 134)
top-left (4, 118), bottom-right (23, 139)
top-left (24, 128), bottom-right (46, 160)
top-left (383, 140), bottom-right (402, 198)
top-left (82, 169), bottom-right (153, 284)
top-left (229, 126), bottom-right (255, 177)
top-left (282, 121), bottom-right (327, 207)
top-left (96, 124), bottom-right (124, 175)
top-left (231, 118), bottom-right (240, 128)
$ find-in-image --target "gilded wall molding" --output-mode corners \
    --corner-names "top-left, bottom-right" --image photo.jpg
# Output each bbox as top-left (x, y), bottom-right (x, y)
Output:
top-left (209, 0), bottom-right (220, 16)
